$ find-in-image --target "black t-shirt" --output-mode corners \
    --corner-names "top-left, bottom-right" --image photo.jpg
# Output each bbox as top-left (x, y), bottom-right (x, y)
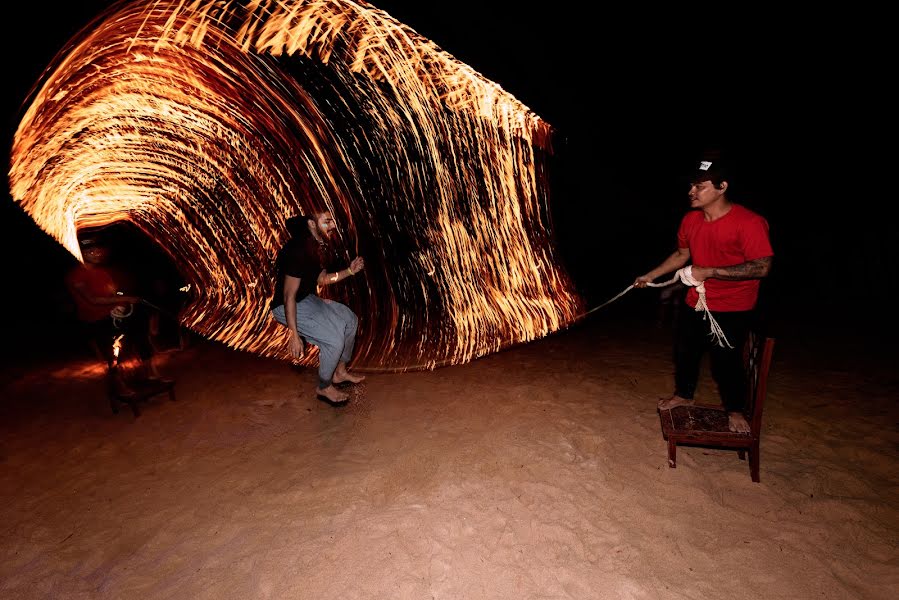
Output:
top-left (271, 234), bottom-right (324, 309)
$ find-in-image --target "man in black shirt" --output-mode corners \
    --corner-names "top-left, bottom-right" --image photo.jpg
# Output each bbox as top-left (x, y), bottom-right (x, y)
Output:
top-left (270, 212), bottom-right (365, 403)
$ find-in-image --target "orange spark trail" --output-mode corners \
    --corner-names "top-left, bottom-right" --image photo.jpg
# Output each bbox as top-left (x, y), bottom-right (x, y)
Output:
top-left (9, 0), bottom-right (582, 371)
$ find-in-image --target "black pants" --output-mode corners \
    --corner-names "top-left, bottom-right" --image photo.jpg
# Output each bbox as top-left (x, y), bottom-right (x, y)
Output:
top-left (673, 306), bottom-right (753, 412)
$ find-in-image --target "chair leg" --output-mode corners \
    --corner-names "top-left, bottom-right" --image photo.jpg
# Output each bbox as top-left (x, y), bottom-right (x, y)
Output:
top-left (106, 372), bottom-right (120, 414)
top-left (667, 438), bottom-right (677, 468)
top-left (749, 442), bottom-right (760, 483)
top-left (127, 400), bottom-right (141, 418)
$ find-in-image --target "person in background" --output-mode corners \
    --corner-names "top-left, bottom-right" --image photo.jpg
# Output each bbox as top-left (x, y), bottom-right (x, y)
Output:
top-left (65, 234), bottom-right (169, 395)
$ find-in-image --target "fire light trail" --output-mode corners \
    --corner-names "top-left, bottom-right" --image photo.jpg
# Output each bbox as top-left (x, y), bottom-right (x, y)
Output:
top-left (9, 0), bottom-right (582, 371)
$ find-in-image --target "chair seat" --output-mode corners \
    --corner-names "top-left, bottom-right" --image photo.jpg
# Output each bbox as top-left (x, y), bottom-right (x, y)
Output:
top-left (666, 404), bottom-right (731, 432)
top-left (660, 405), bottom-right (753, 446)
top-left (111, 377), bottom-right (176, 417)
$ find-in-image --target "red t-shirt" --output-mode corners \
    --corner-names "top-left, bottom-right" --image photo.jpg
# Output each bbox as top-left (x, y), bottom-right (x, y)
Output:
top-left (65, 264), bottom-right (132, 322)
top-left (677, 204), bottom-right (773, 312)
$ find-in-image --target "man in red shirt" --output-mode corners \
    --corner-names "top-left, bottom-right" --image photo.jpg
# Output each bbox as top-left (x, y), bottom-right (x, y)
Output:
top-left (635, 159), bottom-right (773, 433)
top-left (66, 234), bottom-right (166, 392)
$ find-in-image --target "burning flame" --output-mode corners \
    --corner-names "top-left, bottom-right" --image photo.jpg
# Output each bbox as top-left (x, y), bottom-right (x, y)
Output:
top-left (9, 0), bottom-right (582, 371)
top-left (112, 334), bottom-right (125, 365)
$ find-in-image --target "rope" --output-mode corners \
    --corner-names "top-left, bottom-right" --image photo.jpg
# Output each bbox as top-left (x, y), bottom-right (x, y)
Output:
top-left (676, 265), bottom-right (732, 348)
top-left (287, 267), bottom-right (735, 374)
top-left (581, 272), bottom-right (679, 317)
top-left (109, 303), bottom-right (133, 329)
top-left (581, 266), bottom-right (732, 348)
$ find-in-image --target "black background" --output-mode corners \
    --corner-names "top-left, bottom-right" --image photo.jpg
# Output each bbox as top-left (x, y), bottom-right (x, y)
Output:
top-left (3, 1), bottom-right (893, 363)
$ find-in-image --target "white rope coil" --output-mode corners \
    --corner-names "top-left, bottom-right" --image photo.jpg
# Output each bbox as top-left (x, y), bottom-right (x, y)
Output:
top-left (110, 303), bottom-right (134, 329)
top-left (676, 266), bottom-right (732, 348)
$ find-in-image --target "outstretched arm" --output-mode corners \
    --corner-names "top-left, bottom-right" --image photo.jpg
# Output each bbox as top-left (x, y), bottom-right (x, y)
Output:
top-left (691, 256), bottom-right (772, 282)
top-left (634, 247), bottom-right (691, 288)
top-left (70, 279), bottom-right (140, 305)
top-left (316, 256), bottom-right (365, 287)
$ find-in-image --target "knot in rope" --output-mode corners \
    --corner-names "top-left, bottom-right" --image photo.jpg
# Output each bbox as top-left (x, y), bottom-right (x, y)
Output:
top-left (675, 266), bottom-right (732, 349)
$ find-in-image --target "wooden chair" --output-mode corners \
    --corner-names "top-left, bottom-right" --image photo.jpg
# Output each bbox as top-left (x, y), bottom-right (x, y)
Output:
top-left (109, 373), bottom-right (176, 418)
top-left (659, 332), bottom-right (775, 482)
top-left (104, 333), bottom-right (176, 418)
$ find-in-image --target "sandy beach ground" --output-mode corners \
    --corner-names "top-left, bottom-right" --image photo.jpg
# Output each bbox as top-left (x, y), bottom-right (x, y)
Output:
top-left (1, 311), bottom-right (897, 599)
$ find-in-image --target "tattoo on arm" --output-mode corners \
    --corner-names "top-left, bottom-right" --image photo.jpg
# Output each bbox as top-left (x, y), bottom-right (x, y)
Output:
top-left (712, 256), bottom-right (772, 280)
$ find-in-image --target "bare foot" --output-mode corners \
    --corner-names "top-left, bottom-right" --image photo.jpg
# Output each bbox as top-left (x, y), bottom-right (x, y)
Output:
top-left (316, 385), bottom-right (349, 404)
top-left (728, 412), bottom-right (751, 433)
top-left (657, 395), bottom-right (694, 410)
top-left (333, 371), bottom-right (365, 385)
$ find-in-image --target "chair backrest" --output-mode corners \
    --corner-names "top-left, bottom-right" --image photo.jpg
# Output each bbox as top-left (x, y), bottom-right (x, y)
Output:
top-left (744, 332), bottom-right (776, 436)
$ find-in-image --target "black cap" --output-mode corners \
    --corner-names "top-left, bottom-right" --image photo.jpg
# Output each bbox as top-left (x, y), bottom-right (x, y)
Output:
top-left (78, 232), bottom-right (107, 248)
top-left (688, 159), bottom-right (730, 185)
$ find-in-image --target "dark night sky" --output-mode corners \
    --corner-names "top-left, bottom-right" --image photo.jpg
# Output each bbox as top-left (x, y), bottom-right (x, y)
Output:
top-left (2, 1), bottom-right (894, 361)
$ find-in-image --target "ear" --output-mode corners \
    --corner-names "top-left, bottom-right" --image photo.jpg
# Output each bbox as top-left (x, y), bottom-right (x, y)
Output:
top-left (718, 180), bottom-right (728, 192)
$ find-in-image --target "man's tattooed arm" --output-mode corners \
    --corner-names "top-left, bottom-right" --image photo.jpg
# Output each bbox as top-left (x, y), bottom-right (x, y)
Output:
top-left (710, 256), bottom-right (773, 280)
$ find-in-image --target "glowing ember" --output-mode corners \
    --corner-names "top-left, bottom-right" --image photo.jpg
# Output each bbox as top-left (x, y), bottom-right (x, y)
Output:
top-left (9, 0), bottom-right (582, 371)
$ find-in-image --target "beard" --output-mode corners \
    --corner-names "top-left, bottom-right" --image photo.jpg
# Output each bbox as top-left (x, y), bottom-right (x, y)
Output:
top-left (315, 225), bottom-right (334, 243)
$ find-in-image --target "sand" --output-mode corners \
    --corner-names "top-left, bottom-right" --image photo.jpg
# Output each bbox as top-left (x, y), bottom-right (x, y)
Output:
top-left (1, 314), bottom-right (896, 599)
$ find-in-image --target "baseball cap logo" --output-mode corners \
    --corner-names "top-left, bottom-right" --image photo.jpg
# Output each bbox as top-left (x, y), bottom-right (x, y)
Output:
top-left (699, 161), bottom-right (713, 171)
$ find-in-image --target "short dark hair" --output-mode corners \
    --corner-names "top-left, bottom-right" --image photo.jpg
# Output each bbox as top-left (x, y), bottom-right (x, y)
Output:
top-left (285, 215), bottom-right (308, 238)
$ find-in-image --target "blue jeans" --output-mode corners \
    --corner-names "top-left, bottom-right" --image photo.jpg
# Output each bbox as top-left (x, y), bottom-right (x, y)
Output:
top-left (271, 295), bottom-right (359, 388)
